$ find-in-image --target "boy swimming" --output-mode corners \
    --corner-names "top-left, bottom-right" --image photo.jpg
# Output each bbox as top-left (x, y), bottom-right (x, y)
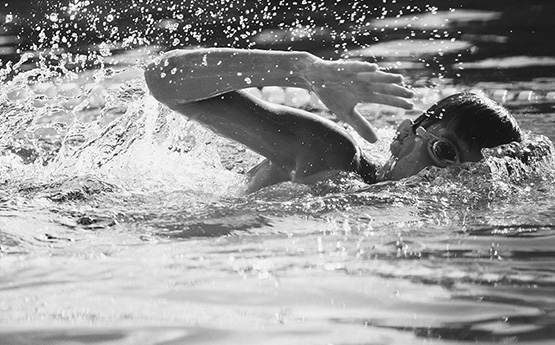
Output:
top-left (144, 48), bottom-right (521, 193)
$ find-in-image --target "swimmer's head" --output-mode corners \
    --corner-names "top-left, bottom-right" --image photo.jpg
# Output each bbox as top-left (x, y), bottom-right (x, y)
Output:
top-left (384, 93), bottom-right (522, 181)
top-left (412, 93), bottom-right (522, 151)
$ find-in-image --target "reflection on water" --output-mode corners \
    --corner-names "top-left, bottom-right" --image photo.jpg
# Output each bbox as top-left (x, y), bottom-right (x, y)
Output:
top-left (1, 1), bottom-right (555, 344)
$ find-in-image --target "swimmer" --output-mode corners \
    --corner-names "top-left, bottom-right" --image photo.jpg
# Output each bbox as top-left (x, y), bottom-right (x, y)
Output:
top-left (144, 48), bottom-right (521, 193)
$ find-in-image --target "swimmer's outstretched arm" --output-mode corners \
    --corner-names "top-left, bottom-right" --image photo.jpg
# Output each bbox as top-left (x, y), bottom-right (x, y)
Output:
top-left (144, 48), bottom-right (413, 143)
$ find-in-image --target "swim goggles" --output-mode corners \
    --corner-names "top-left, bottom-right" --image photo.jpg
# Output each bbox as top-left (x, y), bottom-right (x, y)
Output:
top-left (414, 126), bottom-right (460, 166)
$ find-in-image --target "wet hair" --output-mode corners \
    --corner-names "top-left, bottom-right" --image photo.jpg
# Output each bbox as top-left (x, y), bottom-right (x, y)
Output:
top-left (413, 93), bottom-right (522, 152)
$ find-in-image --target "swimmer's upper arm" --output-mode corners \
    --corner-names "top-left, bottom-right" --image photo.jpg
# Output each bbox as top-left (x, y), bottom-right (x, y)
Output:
top-left (143, 48), bottom-right (313, 106)
top-left (167, 90), bottom-right (362, 181)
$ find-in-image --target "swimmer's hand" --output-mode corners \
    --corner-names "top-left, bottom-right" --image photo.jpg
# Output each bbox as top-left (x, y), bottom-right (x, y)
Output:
top-left (304, 58), bottom-right (414, 143)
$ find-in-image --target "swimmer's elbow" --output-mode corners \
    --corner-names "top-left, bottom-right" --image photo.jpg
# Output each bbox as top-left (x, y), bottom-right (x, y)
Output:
top-left (144, 49), bottom-right (235, 106)
top-left (144, 50), bottom-right (194, 105)
top-left (144, 50), bottom-right (212, 106)
top-left (144, 60), bottom-right (175, 105)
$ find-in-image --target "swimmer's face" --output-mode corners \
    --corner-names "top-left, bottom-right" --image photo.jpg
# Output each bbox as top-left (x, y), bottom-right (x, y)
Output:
top-left (383, 119), bottom-right (484, 181)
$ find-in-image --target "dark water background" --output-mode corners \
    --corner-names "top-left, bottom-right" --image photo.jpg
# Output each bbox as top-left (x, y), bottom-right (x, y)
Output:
top-left (1, 1), bottom-right (555, 345)
top-left (2, 0), bottom-right (555, 77)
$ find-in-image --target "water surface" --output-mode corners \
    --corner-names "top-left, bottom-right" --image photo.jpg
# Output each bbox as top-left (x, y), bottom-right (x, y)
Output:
top-left (1, 1), bottom-right (555, 344)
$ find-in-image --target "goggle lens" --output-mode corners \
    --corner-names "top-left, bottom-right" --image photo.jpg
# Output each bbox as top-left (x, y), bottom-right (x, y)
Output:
top-left (431, 140), bottom-right (458, 165)
top-left (414, 126), bottom-right (460, 166)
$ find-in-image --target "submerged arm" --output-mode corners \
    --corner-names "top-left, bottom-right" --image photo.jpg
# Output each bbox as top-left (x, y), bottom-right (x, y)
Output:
top-left (144, 48), bottom-right (414, 143)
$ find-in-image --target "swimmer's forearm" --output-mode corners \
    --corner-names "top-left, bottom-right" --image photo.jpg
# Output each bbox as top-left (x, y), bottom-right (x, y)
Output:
top-left (144, 48), bottom-right (318, 106)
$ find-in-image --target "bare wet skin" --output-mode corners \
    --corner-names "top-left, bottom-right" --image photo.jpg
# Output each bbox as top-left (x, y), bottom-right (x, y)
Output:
top-left (1, 1), bottom-right (555, 344)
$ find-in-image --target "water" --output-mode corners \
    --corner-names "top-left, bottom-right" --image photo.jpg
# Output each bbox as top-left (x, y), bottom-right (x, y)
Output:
top-left (1, 1), bottom-right (555, 344)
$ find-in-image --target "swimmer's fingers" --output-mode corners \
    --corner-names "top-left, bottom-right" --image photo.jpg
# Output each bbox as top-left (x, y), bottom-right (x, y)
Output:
top-left (350, 71), bottom-right (414, 109)
top-left (312, 60), bottom-right (379, 85)
top-left (356, 70), bottom-right (406, 84)
top-left (359, 82), bottom-right (415, 99)
top-left (331, 60), bottom-right (380, 74)
top-left (354, 84), bottom-right (415, 109)
top-left (307, 60), bottom-right (413, 142)
top-left (361, 93), bottom-right (415, 110)
top-left (328, 79), bottom-right (413, 109)
top-left (356, 72), bottom-right (414, 96)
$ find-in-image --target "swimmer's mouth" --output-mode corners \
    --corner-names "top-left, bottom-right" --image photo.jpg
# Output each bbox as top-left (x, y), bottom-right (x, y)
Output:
top-left (379, 155), bottom-right (398, 181)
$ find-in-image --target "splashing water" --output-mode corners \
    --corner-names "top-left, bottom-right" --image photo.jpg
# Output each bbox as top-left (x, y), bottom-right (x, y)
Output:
top-left (2, 1), bottom-right (555, 344)
top-left (0, 65), bottom-right (244, 193)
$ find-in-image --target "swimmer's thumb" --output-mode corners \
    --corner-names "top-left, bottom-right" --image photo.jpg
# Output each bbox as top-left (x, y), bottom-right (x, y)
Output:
top-left (347, 108), bottom-right (378, 143)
